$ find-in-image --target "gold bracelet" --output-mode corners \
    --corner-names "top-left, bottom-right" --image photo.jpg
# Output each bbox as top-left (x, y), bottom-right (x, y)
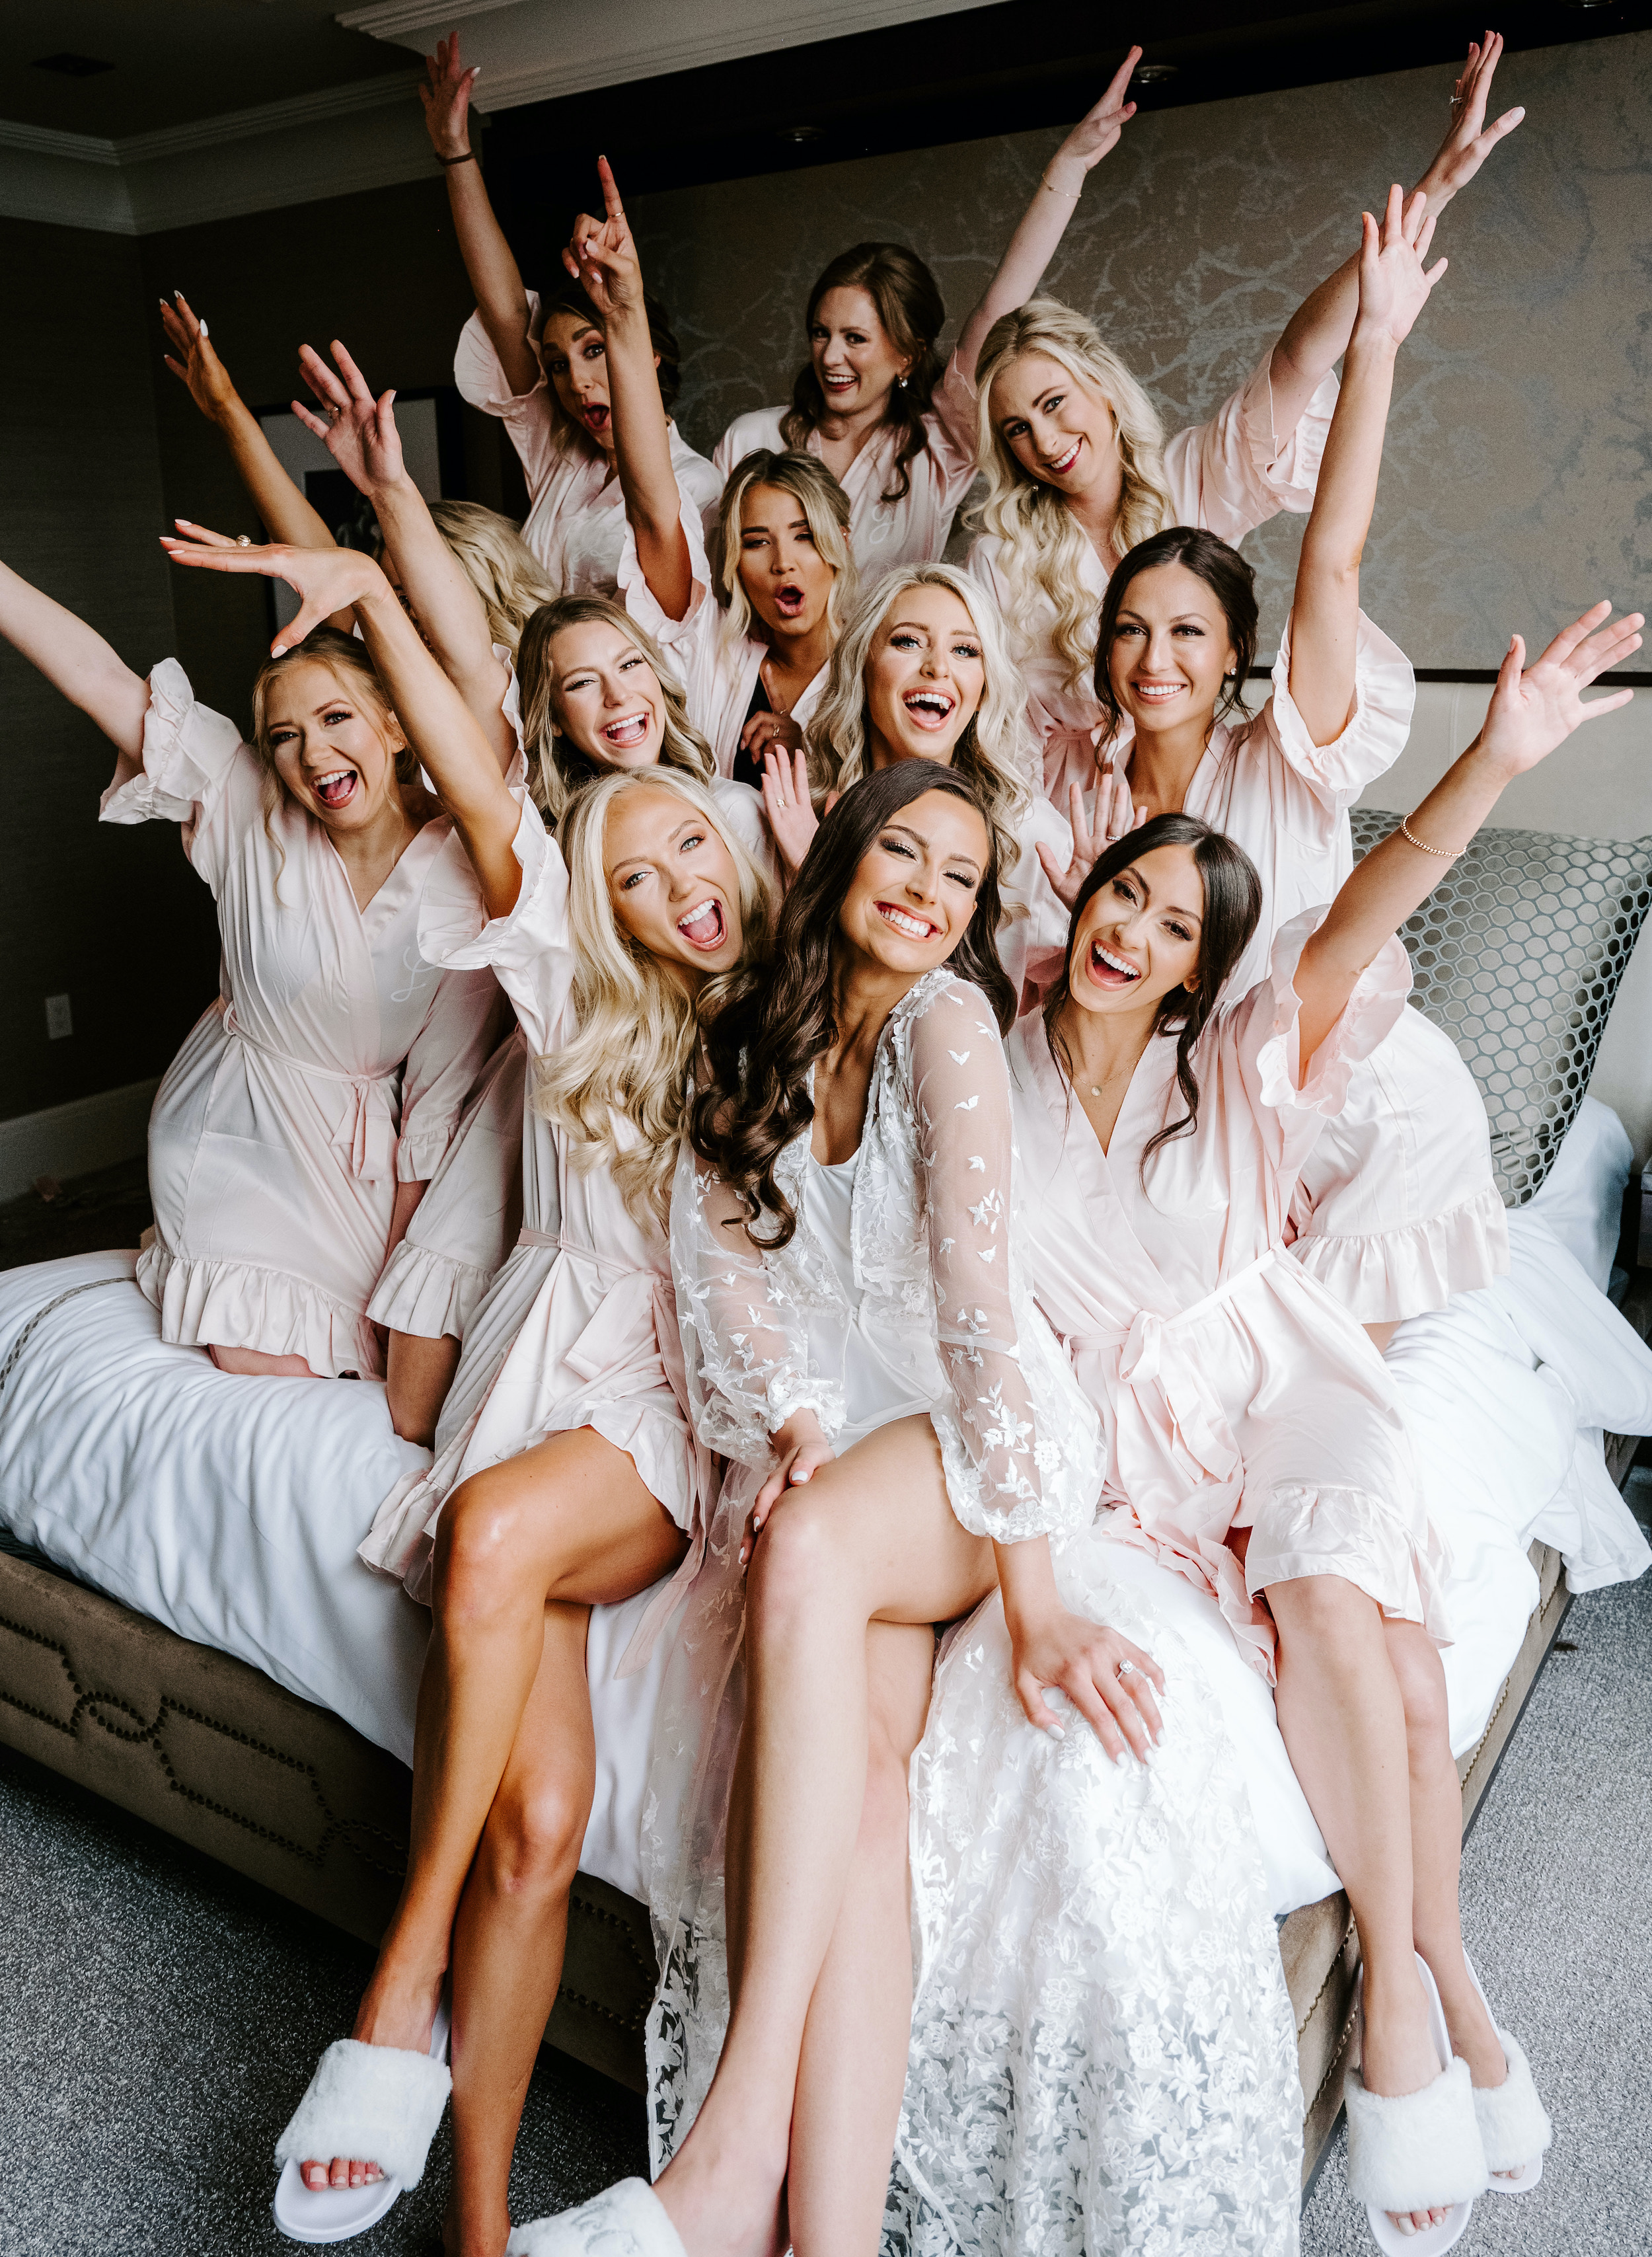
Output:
top-left (1398, 814), bottom-right (1464, 859)
top-left (1039, 169), bottom-right (1082, 198)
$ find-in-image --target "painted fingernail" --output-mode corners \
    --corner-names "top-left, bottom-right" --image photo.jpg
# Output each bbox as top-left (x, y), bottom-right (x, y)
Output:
top-left (1044, 1722), bottom-right (1065, 1740)
top-left (198, 319), bottom-right (209, 338)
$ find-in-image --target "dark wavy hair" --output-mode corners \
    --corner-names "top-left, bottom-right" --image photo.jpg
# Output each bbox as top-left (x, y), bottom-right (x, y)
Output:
top-left (1091, 525), bottom-right (1259, 751)
top-left (539, 275), bottom-right (683, 414)
top-left (693, 759), bottom-right (1012, 1248)
top-left (1043, 812), bottom-right (1262, 1175)
top-left (779, 242), bottom-right (946, 506)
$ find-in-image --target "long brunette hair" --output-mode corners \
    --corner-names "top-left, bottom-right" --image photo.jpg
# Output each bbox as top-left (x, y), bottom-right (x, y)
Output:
top-left (779, 242), bottom-right (946, 505)
top-left (693, 760), bottom-right (1012, 1247)
top-left (1043, 813), bottom-right (1261, 1173)
top-left (1091, 526), bottom-right (1259, 751)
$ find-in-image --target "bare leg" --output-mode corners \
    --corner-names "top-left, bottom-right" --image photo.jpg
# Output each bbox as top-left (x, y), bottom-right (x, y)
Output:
top-left (1363, 1320), bottom-right (1400, 1357)
top-left (444, 1602), bottom-right (596, 2257)
top-left (1267, 1576), bottom-right (1452, 2235)
top-left (656, 1414), bottom-right (993, 2257)
top-left (387, 1329), bottom-right (463, 1446)
top-left (299, 1428), bottom-right (683, 2190)
top-left (209, 1342), bottom-right (316, 1378)
top-left (1384, 1623), bottom-right (1509, 2118)
top-left (786, 1620), bottom-right (936, 2256)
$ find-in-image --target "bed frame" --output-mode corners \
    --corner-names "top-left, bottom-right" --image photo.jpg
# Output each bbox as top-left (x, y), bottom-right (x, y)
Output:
top-left (0, 1482), bottom-right (1613, 2186)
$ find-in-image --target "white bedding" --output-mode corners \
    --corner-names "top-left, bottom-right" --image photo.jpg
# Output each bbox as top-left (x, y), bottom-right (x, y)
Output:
top-left (0, 1100), bottom-right (1647, 1919)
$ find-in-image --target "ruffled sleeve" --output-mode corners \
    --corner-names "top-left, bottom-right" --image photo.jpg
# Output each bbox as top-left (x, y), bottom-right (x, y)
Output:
top-left (926, 351), bottom-right (982, 503)
top-left (396, 956), bottom-right (508, 1184)
top-left (453, 295), bottom-right (559, 500)
top-left (668, 1136), bottom-right (845, 1466)
top-left (1164, 348), bottom-right (1339, 545)
top-left (1246, 609), bottom-right (1417, 810)
top-left (496, 642), bottom-right (529, 792)
top-left (99, 658), bottom-right (258, 888)
top-left (616, 498), bottom-right (734, 756)
top-left (909, 981), bottom-right (1073, 1543)
top-left (417, 788), bottom-right (574, 1059)
top-left (1239, 905), bottom-right (1413, 1133)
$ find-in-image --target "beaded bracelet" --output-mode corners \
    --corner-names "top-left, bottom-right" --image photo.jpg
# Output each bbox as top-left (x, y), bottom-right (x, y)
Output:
top-left (1399, 814), bottom-right (1464, 859)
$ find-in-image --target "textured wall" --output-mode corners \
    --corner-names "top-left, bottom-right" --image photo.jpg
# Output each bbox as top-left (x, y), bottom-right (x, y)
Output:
top-left (0, 217), bottom-right (217, 1128)
top-left (630, 28), bottom-right (1652, 671)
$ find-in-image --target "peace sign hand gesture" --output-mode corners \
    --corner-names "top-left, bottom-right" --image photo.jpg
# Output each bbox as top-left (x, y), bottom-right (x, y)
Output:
top-left (292, 340), bottom-right (406, 500)
top-left (1353, 183), bottom-right (1446, 354)
top-left (564, 157), bottom-right (644, 325)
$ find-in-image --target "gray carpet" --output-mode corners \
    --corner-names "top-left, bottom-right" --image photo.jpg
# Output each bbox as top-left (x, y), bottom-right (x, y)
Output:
top-left (0, 1748), bottom-right (646, 2256)
top-left (1300, 1571), bottom-right (1652, 2256)
top-left (4, 1578), bottom-right (1647, 2254)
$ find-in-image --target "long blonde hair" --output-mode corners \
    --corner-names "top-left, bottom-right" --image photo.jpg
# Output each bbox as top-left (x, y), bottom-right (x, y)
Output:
top-left (516, 594), bottom-right (718, 825)
top-left (534, 768), bottom-right (773, 1225)
top-left (712, 448), bottom-right (857, 652)
top-left (429, 501), bottom-right (558, 652)
top-left (806, 563), bottom-right (1032, 882)
top-left (971, 298), bottom-right (1175, 688)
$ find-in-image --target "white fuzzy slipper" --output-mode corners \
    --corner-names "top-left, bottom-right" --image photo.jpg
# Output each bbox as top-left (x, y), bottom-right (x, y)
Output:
top-left (1346, 1956), bottom-right (1487, 2256)
top-left (1462, 1954), bottom-right (1553, 2193)
top-left (507, 2178), bottom-right (687, 2256)
top-left (271, 1996), bottom-right (452, 2244)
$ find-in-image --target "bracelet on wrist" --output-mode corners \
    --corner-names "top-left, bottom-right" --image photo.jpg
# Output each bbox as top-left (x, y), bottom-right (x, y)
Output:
top-left (437, 149), bottom-right (476, 168)
top-left (1398, 814), bottom-right (1465, 859)
top-left (1039, 168), bottom-right (1082, 199)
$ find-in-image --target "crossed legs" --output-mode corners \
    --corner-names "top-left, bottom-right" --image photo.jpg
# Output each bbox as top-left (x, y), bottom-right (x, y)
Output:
top-left (298, 1425), bottom-right (685, 2257)
top-left (1267, 1576), bottom-right (1508, 2234)
top-left (656, 1413), bottom-right (995, 2257)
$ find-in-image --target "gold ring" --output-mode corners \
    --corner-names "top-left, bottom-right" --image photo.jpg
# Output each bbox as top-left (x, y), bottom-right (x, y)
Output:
top-left (236, 535), bottom-right (251, 547)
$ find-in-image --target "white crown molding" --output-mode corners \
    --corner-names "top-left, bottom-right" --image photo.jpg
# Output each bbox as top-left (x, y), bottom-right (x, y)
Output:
top-left (116, 69), bottom-right (422, 165)
top-left (0, 119), bottom-right (120, 165)
top-left (336, 0), bottom-right (976, 112)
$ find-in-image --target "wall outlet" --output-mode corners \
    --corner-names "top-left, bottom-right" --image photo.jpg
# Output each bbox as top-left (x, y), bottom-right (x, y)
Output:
top-left (44, 993), bottom-right (72, 1041)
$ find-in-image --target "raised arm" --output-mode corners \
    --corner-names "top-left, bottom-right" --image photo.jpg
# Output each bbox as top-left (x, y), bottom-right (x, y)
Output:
top-left (159, 527), bottom-right (525, 914)
top-left (420, 33), bottom-right (539, 400)
top-left (1295, 602), bottom-right (1643, 1066)
top-left (1270, 32), bottom-right (1522, 434)
top-left (0, 555), bottom-right (148, 776)
top-left (1287, 187), bottom-right (1442, 746)
top-left (952, 48), bottom-right (1140, 384)
top-left (293, 340), bottom-right (516, 771)
top-left (567, 159), bottom-right (693, 621)
top-left (160, 293), bottom-right (338, 553)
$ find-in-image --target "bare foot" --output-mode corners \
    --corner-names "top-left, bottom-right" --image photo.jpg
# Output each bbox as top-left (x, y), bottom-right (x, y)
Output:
top-left (1361, 1961), bottom-right (1456, 2237)
top-left (296, 1956), bottom-right (445, 2195)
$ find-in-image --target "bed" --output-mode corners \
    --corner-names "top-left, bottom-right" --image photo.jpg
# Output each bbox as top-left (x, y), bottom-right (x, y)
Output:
top-left (5, 781), bottom-right (1652, 2179)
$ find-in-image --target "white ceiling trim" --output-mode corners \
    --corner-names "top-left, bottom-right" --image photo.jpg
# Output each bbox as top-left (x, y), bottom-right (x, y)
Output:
top-left (0, 120), bottom-right (121, 167)
top-left (338, 0), bottom-right (524, 34)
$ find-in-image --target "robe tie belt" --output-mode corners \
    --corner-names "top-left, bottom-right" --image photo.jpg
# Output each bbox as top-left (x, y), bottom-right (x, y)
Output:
top-left (223, 1005), bottom-right (398, 1184)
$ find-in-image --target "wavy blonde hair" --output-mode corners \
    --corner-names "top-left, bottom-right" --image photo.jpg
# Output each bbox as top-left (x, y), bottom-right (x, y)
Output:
top-left (806, 562), bottom-right (1032, 884)
top-left (429, 501), bottom-right (558, 652)
top-left (534, 767), bottom-right (773, 1225)
top-left (712, 448), bottom-right (857, 653)
top-left (971, 298), bottom-right (1176, 689)
top-left (516, 593), bottom-right (718, 826)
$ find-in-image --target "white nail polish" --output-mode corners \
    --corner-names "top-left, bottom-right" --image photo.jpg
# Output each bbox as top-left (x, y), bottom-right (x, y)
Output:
top-left (199, 319), bottom-right (209, 338)
top-left (1045, 1721), bottom-right (1065, 1740)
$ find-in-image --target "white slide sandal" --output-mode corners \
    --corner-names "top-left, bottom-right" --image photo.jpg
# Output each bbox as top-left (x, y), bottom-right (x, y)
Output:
top-left (272, 1995), bottom-right (453, 2244)
top-left (507, 2177), bottom-right (687, 2256)
top-left (1345, 1955), bottom-right (1487, 2256)
top-left (1462, 1950), bottom-right (1553, 2194)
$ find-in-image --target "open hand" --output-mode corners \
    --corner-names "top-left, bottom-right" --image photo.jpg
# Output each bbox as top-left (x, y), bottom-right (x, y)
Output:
top-left (1044, 47), bottom-right (1141, 194)
top-left (1353, 183), bottom-right (1446, 352)
top-left (1035, 776), bottom-right (1141, 909)
top-left (1008, 1601), bottom-right (1166, 1762)
top-left (564, 158), bottom-right (643, 323)
top-left (161, 291), bottom-right (237, 422)
top-left (761, 743), bottom-right (820, 876)
top-left (418, 32), bottom-right (478, 161)
top-left (1476, 601), bottom-right (1642, 779)
top-left (158, 520), bottom-right (388, 654)
top-left (294, 340), bottom-right (406, 498)
top-left (1421, 30), bottom-right (1524, 209)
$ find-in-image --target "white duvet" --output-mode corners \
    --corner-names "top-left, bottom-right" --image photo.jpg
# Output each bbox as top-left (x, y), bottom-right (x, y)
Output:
top-left (0, 1100), bottom-right (1647, 1918)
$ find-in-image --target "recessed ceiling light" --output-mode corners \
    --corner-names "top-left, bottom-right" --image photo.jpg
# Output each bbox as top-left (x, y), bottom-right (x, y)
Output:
top-left (777, 124), bottom-right (826, 142)
top-left (32, 52), bottom-right (114, 77)
top-left (1134, 62), bottom-right (1180, 83)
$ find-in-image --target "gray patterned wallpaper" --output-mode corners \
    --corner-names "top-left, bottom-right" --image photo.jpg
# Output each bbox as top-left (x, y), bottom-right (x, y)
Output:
top-left (632, 29), bottom-right (1652, 673)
